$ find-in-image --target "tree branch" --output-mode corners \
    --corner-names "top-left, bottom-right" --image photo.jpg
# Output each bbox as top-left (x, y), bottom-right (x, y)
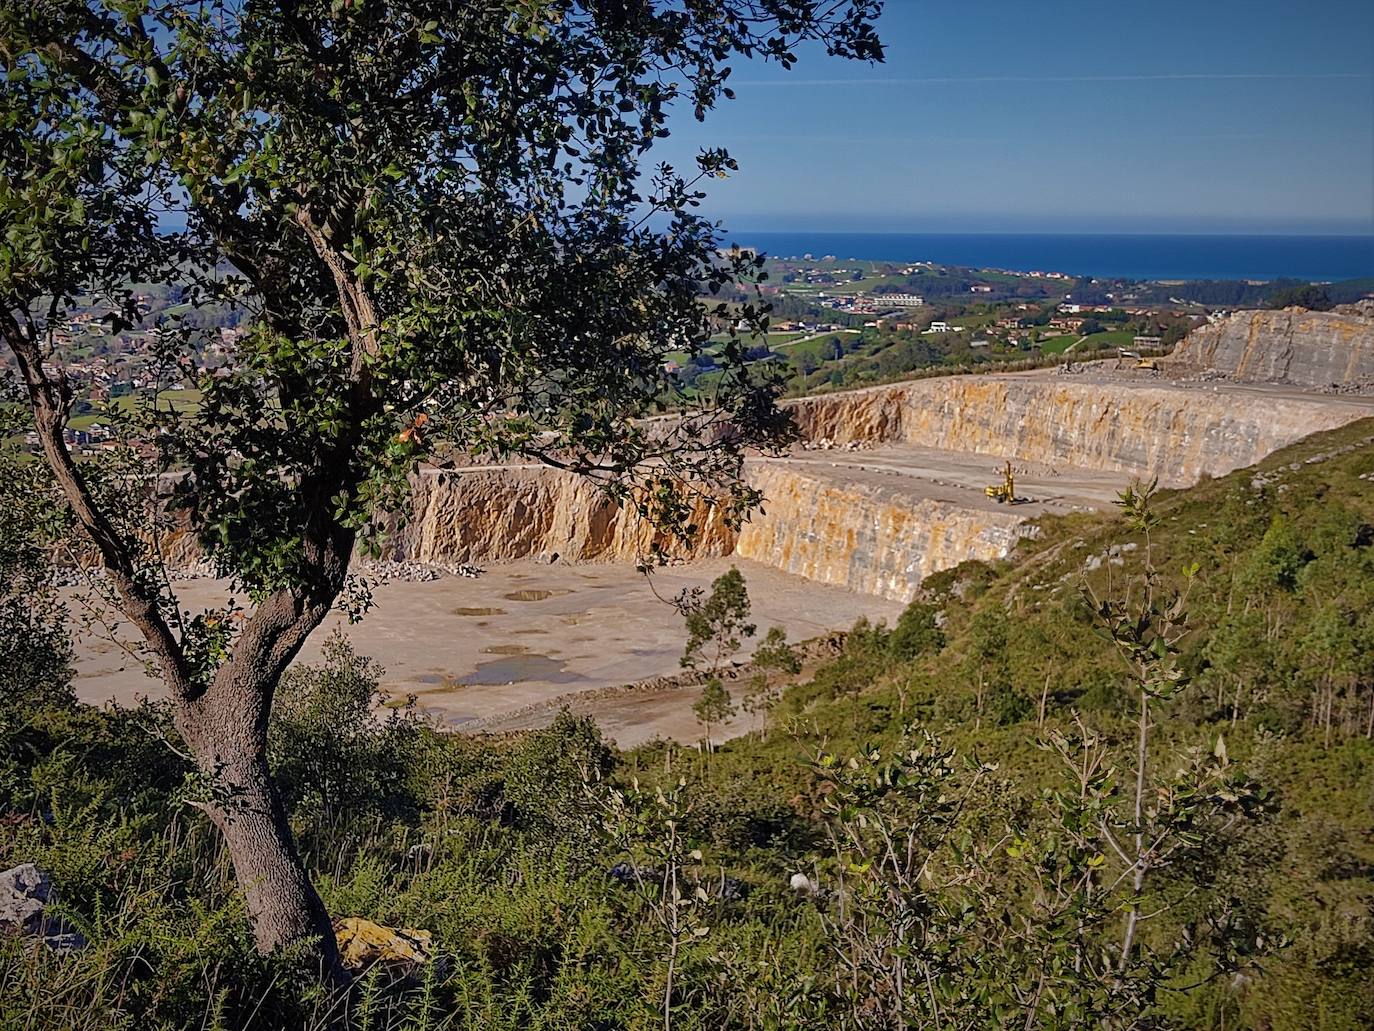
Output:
top-left (1, 309), bottom-right (196, 699)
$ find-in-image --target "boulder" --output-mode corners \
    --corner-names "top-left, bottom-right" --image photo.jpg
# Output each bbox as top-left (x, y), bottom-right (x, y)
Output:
top-left (333, 916), bottom-right (434, 976)
top-left (0, 864), bottom-right (87, 953)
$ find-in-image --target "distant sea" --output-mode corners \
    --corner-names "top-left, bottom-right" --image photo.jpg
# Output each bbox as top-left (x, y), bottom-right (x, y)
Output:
top-left (730, 232), bottom-right (1374, 283)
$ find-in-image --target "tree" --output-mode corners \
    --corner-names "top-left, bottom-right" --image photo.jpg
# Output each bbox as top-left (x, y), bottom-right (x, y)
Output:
top-left (268, 630), bottom-right (425, 835)
top-left (679, 565), bottom-right (756, 672)
top-left (966, 607), bottom-right (1009, 728)
top-left (742, 625), bottom-right (800, 733)
top-left (1083, 478), bottom-right (1201, 964)
top-left (752, 624), bottom-right (801, 676)
top-left (791, 349), bottom-right (821, 377)
top-left (692, 676), bottom-right (735, 753)
top-left (0, 0), bottom-right (882, 975)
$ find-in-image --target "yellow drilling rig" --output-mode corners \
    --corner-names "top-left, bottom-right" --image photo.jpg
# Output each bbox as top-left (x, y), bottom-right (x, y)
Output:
top-left (985, 461), bottom-right (1017, 504)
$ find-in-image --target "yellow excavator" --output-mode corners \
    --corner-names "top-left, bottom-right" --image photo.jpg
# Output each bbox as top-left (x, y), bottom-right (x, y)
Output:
top-left (1119, 348), bottom-right (1159, 372)
top-left (985, 461), bottom-right (1017, 504)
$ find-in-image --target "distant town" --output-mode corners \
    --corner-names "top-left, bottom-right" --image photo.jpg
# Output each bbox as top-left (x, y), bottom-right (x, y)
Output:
top-left (670, 251), bottom-right (1371, 398)
top-left (6, 254), bottom-right (1371, 456)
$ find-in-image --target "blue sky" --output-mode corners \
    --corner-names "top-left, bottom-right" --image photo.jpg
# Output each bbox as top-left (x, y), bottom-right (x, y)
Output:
top-left (656, 0), bottom-right (1374, 235)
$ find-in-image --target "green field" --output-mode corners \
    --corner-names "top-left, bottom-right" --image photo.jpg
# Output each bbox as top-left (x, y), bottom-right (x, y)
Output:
top-left (1037, 334), bottom-right (1084, 354)
top-left (66, 387), bottom-right (202, 430)
top-left (1077, 329), bottom-right (1137, 349)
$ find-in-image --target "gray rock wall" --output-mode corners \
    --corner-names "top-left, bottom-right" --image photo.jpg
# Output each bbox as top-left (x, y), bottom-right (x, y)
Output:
top-left (1170, 306), bottom-right (1374, 389)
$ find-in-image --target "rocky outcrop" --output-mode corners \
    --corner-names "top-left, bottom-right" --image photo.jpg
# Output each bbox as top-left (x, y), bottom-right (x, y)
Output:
top-left (784, 375), bottom-right (1369, 486)
top-left (0, 864), bottom-right (86, 954)
top-left (388, 465), bottom-right (736, 566)
top-left (333, 916), bottom-right (435, 978)
top-left (1169, 307), bottom-right (1374, 389)
top-left (384, 461), bottom-right (1036, 601)
top-left (735, 464), bottom-right (1032, 598)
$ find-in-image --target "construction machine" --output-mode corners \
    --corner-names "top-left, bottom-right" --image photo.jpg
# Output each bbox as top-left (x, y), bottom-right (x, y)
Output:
top-left (985, 461), bottom-right (1017, 504)
top-left (1134, 357), bottom-right (1159, 371)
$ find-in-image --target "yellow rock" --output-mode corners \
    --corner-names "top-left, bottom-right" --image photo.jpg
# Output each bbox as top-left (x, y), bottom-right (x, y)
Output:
top-left (333, 916), bottom-right (434, 972)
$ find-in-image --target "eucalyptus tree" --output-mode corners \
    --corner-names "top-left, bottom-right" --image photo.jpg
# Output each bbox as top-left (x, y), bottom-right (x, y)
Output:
top-left (0, 0), bottom-right (882, 976)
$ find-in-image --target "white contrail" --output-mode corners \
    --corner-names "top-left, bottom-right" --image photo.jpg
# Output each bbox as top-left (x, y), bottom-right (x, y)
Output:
top-left (732, 72), bottom-right (1372, 86)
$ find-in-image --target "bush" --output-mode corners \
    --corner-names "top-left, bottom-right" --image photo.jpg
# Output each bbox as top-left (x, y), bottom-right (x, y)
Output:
top-left (888, 601), bottom-right (944, 662)
top-left (502, 709), bottom-right (614, 857)
top-left (269, 631), bottom-right (429, 831)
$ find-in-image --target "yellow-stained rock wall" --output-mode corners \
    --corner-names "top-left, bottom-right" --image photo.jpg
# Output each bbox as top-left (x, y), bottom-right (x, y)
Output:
top-left (390, 462), bottom-right (1034, 602)
top-left (786, 376), bottom-right (1368, 486)
top-left (390, 466), bottom-right (737, 566)
top-left (734, 465), bottom-right (1031, 599)
top-left (390, 374), bottom-right (1372, 601)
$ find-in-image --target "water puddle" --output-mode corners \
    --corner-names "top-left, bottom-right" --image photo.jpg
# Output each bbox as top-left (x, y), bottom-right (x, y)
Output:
top-left (413, 653), bottom-right (583, 689)
top-left (453, 606), bottom-right (506, 616)
top-left (482, 644), bottom-right (528, 655)
top-left (503, 589), bottom-right (569, 602)
top-left (456, 653), bottom-right (583, 686)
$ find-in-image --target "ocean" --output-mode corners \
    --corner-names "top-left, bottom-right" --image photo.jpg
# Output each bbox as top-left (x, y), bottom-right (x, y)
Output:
top-left (727, 231), bottom-right (1374, 283)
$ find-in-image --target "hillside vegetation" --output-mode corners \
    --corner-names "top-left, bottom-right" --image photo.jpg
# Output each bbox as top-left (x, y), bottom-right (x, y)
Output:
top-left (3, 419), bottom-right (1373, 1029)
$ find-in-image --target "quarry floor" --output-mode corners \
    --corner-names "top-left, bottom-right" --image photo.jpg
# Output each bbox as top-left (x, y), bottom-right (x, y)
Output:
top-left (66, 442), bottom-right (1114, 748)
top-left (769, 445), bottom-right (1127, 514)
top-left (68, 557), bottom-right (902, 748)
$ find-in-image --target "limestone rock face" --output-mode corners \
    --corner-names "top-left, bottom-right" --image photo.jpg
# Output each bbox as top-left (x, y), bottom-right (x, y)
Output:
top-left (1169, 307), bottom-right (1374, 389)
top-left (389, 465), bottom-right (737, 566)
top-left (784, 376), bottom-right (1368, 486)
top-left (735, 464), bottom-right (1032, 600)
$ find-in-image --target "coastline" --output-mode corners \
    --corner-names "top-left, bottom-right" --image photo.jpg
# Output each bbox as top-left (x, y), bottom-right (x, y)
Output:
top-left (725, 229), bottom-right (1374, 282)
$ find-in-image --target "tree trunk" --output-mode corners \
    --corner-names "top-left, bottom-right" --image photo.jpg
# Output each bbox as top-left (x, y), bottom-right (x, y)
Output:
top-left (179, 682), bottom-right (345, 984)
top-left (975, 671), bottom-right (984, 731)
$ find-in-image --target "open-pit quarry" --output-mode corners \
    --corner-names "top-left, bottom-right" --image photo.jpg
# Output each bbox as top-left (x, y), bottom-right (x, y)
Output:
top-left (71, 305), bottom-right (1374, 744)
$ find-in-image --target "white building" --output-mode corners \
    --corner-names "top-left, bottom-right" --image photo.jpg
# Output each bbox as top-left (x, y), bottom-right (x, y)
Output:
top-left (928, 321), bottom-right (950, 332)
top-left (873, 293), bottom-right (926, 307)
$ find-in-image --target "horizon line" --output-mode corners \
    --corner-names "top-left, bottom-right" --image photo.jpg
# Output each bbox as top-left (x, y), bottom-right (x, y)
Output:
top-left (733, 72), bottom-right (1374, 87)
top-left (719, 228), bottom-right (1374, 238)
